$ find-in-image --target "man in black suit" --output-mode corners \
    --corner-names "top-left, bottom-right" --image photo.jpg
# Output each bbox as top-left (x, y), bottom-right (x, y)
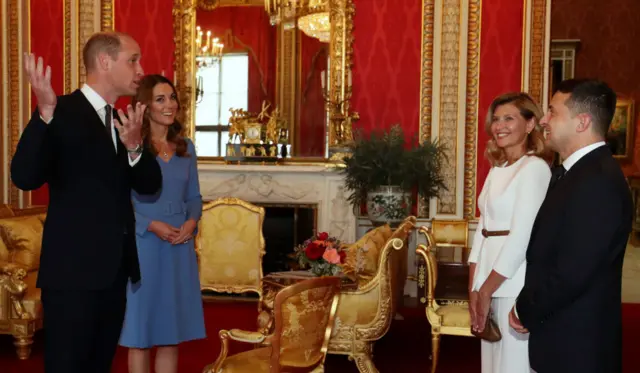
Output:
top-left (509, 79), bottom-right (632, 373)
top-left (11, 32), bottom-right (162, 373)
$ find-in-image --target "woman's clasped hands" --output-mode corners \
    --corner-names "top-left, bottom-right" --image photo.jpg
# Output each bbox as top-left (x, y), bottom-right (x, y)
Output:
top-left (149, 219), bottom-right (197, 244)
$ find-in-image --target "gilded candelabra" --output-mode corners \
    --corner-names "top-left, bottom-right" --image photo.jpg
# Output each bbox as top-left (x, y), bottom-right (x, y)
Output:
top-left (322, 70), bottom-right (359, 158)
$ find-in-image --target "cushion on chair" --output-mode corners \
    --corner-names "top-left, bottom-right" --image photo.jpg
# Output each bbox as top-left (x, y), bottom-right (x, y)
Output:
top-left (435, 304), bottom-right (471, 328)
top-left (341, 225), bottom-right (392, 286)
top-left (214, 347), bottom-right (272, 372)
top-left (213, 346), bottom-right (324, 372)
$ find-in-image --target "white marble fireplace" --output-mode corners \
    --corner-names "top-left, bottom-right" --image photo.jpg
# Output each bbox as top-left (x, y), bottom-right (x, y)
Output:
top-left (197, 163), bottom-right (357, 243)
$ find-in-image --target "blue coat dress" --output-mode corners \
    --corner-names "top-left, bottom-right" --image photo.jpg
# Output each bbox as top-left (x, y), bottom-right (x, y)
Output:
top-left (119, 138), bottom-right (206, 348)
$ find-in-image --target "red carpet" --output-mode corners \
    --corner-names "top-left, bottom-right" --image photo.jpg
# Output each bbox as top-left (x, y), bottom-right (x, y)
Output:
top-left (1, 301), bottom-right (639, 372)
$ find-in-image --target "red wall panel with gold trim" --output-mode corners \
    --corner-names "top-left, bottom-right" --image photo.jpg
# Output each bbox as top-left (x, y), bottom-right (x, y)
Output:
top-left (475, 0), bottom-right (525, 214)
top-left (29, 0), bottom-right (64, 205)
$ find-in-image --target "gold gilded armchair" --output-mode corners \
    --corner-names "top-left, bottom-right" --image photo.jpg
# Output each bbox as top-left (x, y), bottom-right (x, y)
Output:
top-left (203, 276), bottom-right (341, 373)
top-left (0, 204), bottom-right (47, 359)
top-left (327, 216), bottom-right (416, 373)
top-left (196, 198), bottom-right (265, 302)
top-left (416, 225), bottom-right (472, 373)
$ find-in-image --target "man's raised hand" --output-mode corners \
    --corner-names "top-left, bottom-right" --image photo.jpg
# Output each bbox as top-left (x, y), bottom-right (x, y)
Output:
top-left (24, 53), bottom-right (56, 122)
top-left (115, 102), bottom-right (146, 150)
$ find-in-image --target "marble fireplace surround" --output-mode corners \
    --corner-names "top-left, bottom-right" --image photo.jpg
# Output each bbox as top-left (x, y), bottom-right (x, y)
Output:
top-left (197, 164), bottom-right (358, 244)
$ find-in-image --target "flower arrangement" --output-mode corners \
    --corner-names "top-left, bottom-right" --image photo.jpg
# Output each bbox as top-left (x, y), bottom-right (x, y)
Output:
top-left (293, 232), bottom-right (347, 276)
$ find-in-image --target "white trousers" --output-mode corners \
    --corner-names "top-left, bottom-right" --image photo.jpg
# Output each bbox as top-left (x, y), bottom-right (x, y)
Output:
top-left (481, 297), bottom-right (532, 373)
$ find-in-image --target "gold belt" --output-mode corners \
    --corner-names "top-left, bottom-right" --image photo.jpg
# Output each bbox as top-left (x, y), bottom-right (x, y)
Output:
top-left (481, 229), bottom-right (510, 237)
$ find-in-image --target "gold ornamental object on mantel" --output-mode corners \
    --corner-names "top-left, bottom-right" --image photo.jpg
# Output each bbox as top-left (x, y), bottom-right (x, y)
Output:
top-left (225, 101), bottom-right (289, 162)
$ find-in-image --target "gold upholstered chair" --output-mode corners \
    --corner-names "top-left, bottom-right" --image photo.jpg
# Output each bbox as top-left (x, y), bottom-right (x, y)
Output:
top-left (0, 204), bottom-right (47, 359)
top-left (196, 198), bottom-right (265, 302)
top-left (202, 276), bottom-right (341, 373)
top-left (327, 216), bottom-right (416, 373)
top-left (416, 225), bottom-right (472, 373)
top-left (430, 219), bottom-right (469, 264)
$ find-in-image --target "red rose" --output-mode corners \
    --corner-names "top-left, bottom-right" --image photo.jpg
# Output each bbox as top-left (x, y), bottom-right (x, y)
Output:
top-left (305, 242), bottom-right (325, 260)
top-left (317, 232), bottom-right (329, 241)
top-left (338, 250), bottom-right (347, 264)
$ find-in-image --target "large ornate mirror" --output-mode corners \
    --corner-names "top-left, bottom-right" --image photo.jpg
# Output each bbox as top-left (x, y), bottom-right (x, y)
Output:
top-left (173, 0), bottom-right (355, 161)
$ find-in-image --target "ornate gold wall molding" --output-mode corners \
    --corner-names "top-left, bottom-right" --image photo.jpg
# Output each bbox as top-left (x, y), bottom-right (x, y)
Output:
top-left (522, 0), bottom-right (550, 107)
top-left (435, 0), bottom-right (462, 216)
top-left (4, 0), bottom-right (30, 207)
top-left (173, 0), bottom-right (197, 139)
top-left (417, 0), bottom-right (435, 218)
top-left (464, 0), bottom-right (480, 219)
top-left (63, 0), bottom-right (113, 93)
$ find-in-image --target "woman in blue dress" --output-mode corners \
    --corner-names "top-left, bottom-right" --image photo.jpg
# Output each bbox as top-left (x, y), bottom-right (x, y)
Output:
top-left (119, 74), bottom-right (206, 373)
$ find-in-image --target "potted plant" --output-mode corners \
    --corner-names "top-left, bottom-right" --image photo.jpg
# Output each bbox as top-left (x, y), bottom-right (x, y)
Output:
top-left (338, 124), bottom-right (447, 226)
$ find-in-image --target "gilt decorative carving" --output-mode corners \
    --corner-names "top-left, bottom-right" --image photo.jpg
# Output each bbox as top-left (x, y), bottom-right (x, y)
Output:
top-left (464, 0), bottom-right (481, 219)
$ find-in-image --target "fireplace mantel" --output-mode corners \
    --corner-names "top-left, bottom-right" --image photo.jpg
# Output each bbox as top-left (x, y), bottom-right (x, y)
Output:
top-left (197, 163), bottom-right (357, 243)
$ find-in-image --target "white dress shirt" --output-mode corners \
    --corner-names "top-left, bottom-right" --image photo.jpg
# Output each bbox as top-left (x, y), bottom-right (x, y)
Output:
top-left (79, 84), bottom-right (141, 167)
top-left (561, 141), bottom-right (606, 172)
top-left (469, 155), bottom-right (551, 297)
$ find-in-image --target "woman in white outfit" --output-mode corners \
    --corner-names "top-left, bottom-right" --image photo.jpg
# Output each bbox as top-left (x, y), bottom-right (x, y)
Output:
top-left (468, 92), bottom-right (551, 373)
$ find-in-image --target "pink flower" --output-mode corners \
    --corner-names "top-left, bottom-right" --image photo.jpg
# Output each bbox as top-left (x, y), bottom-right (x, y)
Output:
top-left (323, 248), bottom-right (341, 264)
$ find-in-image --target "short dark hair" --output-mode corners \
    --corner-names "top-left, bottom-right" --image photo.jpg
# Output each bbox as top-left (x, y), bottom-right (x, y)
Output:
top-left (82, 32), bottom-right (126, 72)
top-left (555, 78), bottom-right (617, 137)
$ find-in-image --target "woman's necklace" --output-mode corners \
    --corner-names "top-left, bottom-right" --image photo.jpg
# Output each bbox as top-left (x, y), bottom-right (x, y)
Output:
top-left (153, 140), bottom-right (171, 159)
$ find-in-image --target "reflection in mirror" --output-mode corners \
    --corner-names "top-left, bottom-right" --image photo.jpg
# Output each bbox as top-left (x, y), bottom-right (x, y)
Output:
top-left (194, 7), bottom-right (277, 157)
top-left (191, 4), bottom-right (329, 159)
top-left (298, 31), bottom-right (328, 157)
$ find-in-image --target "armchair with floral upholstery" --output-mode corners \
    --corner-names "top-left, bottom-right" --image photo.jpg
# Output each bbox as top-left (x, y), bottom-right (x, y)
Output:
top-left (202, 276), bottom-right (341, 373)
top-left (326, 216), bottom-right (416, 373)
top-left (0, 204), bottom-right (47, 359)
top-left (416, 225), bottom-right (472, 373)
top-left (196, 197), bottom-right (265, 303)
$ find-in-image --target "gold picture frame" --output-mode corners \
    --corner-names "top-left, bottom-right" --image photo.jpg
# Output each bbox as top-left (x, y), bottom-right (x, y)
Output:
top-left (608, 96), bottom-right (635, 162)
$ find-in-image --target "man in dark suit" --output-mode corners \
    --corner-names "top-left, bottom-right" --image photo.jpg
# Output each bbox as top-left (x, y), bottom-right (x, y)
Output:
top-left (11, 32), bottom-right (162, 373)
top-left (509, 79), bottom-right (632, 373)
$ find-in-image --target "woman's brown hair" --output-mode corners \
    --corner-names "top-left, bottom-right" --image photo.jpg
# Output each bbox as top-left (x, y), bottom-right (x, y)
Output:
top-left (484, 92), bottom-right (549, 166)
top-left (132, 74), bottom-right (189, 157)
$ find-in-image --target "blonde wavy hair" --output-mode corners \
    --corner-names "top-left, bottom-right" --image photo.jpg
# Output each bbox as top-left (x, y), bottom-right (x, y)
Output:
top-left (484, 92), bottom-right (549, 166)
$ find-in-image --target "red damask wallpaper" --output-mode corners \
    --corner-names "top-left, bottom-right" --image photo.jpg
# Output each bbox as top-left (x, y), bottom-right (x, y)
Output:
top-left (29, 0), bottom-right (64, 205)
top-left (115, 0), bottom-right (175, 108)
top-left (351, 0), bottom-right (422, 141)
top-left (476, 0), bottom-right (525, 212)
top-left (551, 0), bottom-right (640, 175)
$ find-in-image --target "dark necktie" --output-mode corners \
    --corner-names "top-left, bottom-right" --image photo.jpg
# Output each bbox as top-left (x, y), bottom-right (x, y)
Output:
top-left (104, 104), bottom-right (113, 138)
top-left (549, 165), bottom-right (566, 190)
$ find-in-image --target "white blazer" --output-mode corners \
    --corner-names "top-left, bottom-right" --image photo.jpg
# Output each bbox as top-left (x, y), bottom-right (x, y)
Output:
top-left (468, 155), bottom-right (551, 298)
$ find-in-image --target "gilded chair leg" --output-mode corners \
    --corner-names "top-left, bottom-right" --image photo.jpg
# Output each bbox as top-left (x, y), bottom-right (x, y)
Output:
top-left (430, 332), bottom-right (440, 373)
top-left (14, 335), bottom-right (33, 360)
top-left (353, 353), bottom-right (379, 373)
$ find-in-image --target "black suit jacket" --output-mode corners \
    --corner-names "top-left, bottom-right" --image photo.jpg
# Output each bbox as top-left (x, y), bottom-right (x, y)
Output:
top-left (515, 145), bottom-right (632, 373)
top-left (10, 90), bottom-right (162, 290)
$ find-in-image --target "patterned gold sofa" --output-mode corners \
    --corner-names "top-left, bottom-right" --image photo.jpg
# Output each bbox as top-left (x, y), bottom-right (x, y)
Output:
top-left (0, 204), bottom-right (47, 359)
top-left (327, 216), bottom-right (416, 373)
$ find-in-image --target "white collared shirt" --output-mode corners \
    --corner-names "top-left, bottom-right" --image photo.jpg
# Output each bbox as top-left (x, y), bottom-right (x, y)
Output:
top-left (562, 141), bottom-right (606, 172)
top-left (80, 84), bottom-right (118, 152)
